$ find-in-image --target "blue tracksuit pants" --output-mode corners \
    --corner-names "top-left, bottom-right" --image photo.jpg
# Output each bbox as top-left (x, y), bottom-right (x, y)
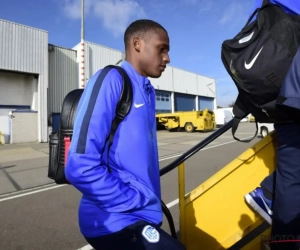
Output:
top-left (261, 122), bottom-right (300, 250)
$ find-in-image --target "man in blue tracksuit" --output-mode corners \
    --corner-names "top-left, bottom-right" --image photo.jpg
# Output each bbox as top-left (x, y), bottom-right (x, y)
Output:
top-left (244, 1), bottom-right (300, 249)
top-left (65, 19), bottom-right (185, 250)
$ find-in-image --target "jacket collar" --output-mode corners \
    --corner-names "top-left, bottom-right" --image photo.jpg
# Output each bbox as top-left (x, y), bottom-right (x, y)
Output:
top-left (121, 60), bottom-right (150, 86)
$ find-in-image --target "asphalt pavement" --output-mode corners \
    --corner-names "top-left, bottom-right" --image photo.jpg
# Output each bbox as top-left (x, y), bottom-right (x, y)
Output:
top-left (0, 122), bottom-right (261, 250)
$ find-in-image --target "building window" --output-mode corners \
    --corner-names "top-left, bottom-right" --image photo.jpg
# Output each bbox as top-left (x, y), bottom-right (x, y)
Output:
top-left (155, 91), bottom-right (170, 102)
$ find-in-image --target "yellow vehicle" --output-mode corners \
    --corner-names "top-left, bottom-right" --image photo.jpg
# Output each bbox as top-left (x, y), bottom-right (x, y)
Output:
top-left (249, 114), bottom-right (255, 122)
top-left (161, 119), bottom-right (274, 250)
top-left (156, 109), bottom-right (216, 132)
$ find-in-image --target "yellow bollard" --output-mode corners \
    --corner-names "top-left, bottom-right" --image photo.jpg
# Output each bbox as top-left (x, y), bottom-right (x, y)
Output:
top-left (0, 131), bottom-right (2, 145)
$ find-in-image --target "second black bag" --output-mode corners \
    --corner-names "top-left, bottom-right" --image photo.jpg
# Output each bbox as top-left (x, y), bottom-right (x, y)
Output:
top-left (221, 0), bottom-right (300, 142)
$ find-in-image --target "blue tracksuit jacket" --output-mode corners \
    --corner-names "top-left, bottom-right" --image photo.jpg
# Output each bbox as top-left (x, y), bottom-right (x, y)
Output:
top-left (250, 1), bottom-right (300, 111)
top-left (65, 61), bottom-right (162, 237)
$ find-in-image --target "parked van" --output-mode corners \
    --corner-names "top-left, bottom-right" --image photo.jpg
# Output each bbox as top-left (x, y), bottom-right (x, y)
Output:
top-left (258, 123), bottom-right (274, 137)
top-left (214, 109), bottom-right (232, 127)
top-left (223, 107), bottom-right (249, 122)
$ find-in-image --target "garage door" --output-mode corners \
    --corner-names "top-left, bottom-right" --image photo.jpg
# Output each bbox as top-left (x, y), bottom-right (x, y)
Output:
top-left (155, 90), bottom-right (172, 113)
top-left (198, 96), bottom-right (214, 110)
top-left (0, 108), bottom-right (11, 144)
top-left (0, 71), bottom-right (37, 143)
top-left (0, 71), bottom-right (37, 108)
top-left (174, 93), bottom-right (195, 111)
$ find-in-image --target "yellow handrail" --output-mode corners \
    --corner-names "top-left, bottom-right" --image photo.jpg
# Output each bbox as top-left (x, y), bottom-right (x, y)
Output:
top-left (178, 162), bottom-right (186, 245)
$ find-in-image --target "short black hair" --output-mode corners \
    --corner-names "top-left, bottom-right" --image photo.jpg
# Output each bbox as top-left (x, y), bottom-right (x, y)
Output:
top-left (124, 19), bottom-right (167, 49)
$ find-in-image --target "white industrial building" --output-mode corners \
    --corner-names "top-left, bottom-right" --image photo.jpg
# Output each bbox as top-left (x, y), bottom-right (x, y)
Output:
top-left (0, 19), bottom-right (217, 144)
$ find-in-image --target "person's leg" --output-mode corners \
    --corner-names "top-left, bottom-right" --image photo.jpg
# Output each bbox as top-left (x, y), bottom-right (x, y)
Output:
top-left (136, 222), bottom-right (186, 250)
top-left (84, 220), bottom-right (186, 250)
top-left (84, 222), bottom-right (141, 250)
top-left (260, 172), bottom-right (276, 199)
top-left (269, 122), bottom-right (300, 250)
top-left (244, 155), bottom-right (276, 224)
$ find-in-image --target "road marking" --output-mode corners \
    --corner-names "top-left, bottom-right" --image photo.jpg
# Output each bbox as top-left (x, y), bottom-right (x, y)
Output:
top-left (77, 245), bottom-right (94, 250)
top-left (0, 135), bottom-right (253, 203)
top-left (0, 184), bottom-right (66, 202)
top-left (0, 165), bottom-right (22, 191)
top-left (158, 136), bottom-right (253, 161)
top-left (166, 198), bottom-right (179, 208)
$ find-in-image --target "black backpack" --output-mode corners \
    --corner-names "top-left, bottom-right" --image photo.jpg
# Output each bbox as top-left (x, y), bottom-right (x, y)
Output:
top-left (47, 65), bottom-right (133, 184)
top-left (221, 0), bottom-right (300, 142)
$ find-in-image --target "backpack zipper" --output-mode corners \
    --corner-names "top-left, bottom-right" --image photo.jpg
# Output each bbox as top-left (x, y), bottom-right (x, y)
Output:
top-left (262, 109), bottom-right (269, 117)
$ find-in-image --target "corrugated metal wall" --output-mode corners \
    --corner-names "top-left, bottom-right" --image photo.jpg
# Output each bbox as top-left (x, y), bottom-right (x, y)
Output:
top-left (0, 20), bottom-right (48, 73)
top-left (85, 41), bottom-right (124, 80)
top-left (149, 66), bottom-right (173, 91)
top-left (48, 45), bottom-right (78, 115)
top-left (197, 75), bottom-right (215, 98)
top-left (0, 19), bottom-right (48, 142)
top-left (173, 68), bottom-right (197, 94)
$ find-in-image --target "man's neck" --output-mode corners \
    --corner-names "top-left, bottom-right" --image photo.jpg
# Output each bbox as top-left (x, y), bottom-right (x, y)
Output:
top-left (124, 55), bottom-right (147, 77)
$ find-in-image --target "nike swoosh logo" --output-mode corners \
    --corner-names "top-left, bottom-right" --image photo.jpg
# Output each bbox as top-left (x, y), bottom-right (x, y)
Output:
top-left (260, 195), bottom-right (273, 215)
top-left (244, 46), bottom-right (264, 70)
top-left (134, 103), bottom-right (145, 108)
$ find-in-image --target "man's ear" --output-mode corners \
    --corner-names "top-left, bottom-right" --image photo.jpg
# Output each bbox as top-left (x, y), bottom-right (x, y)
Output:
top-left (133, 37), bottom-right (141, 52)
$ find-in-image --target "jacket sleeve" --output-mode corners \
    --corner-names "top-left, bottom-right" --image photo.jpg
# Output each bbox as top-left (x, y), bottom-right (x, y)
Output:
top-left (277, 47), bottom-right (300, 110)
top-left (65, 68), bottom-right (149, 213)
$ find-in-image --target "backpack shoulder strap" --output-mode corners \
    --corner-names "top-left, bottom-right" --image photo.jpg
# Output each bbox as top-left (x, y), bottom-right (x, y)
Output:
top-left (232, 95), bottom-right (258, 143)
top-left (107, 65), bottom-right (133, 144)
top-left (104, 65), bottom-right (133, 172)
top-left (262, 0), bottom-right (269, 6)
top-left (244, 0), bottom-right (270, 27)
